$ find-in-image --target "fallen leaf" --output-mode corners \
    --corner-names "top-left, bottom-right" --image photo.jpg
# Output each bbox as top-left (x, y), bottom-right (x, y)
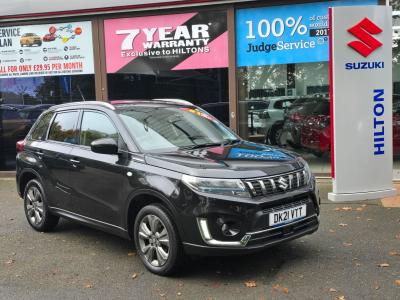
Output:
top-left (356, 207), bottom-right (364, 211)
top-left (374, 282), bottom-right (380, 290)
top-left (342, 242), bottom-right (352, 247)
top-left (361, 204), bottom-right (367, 207)
top-left (178, 282), bottom-right (184, 287)
top-left (395, 279), bottom-right (400, 286)
top-left (334, 207), bottom-right (341, 211)
top-left (342, 207), bottom-right (352, 211)
top-left (5, 259), bottom-right (14, 265)
top-left (339, 223), bottom-right (348, 227)
top-left (131, 273), bottom-right (138, 279)
top-left (127, 252), bottom-right (136, 256)
top-left (329, 288), bottom-right (337, 292)
top-left (84, 284), bottom-right (94, 289)
top-left (245, 280), bottom-right (257, 288)
top-left (335, 296), bottom-right (346, 300)
top-left (354, 262), bottom-right (361, 267)
top-left (390, 251), bottom-right (400, 256)
top-left (159, 293), bottom-right (167, 298)
top-left (377, 263), bottom-right (389, 267)
top-left (177, 292), bottom-right (182, 296)
top-left (272, 284), bottom-right (289, 294)
top-left (329, 229), bottom-right (336, 233)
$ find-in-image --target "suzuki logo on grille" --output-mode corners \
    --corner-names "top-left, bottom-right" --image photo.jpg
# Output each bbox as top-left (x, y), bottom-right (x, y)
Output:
top-left (347, 18), bottom-right (382, 57)
top-left (277, 177), bottom-right (288, 191)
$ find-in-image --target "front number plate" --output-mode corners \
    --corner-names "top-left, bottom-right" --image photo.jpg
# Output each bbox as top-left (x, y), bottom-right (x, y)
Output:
top-left (269, 204), bottom-right (307, 227)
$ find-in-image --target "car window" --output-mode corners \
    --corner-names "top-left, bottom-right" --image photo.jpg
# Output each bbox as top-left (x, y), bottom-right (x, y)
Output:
top-left (79, 111), bottom-right (118, 147)
top-left (273, 100), bottom-right (292, 109)
top-left (48, 111), bottom-right (79, 144)
top-left (312, 102), bottom-right (330, 115)
top-left (30, 112), bottom-right (54, 141)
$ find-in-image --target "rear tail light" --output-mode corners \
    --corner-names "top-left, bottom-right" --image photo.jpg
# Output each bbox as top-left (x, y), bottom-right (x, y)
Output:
top-left (16, 140), bottom-right (26, 153)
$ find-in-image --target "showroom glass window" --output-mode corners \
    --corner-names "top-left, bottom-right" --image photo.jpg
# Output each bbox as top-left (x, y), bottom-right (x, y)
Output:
top-left (0, 20), bottom-right (96, 170)
top-left (104, 10), bottom-right (229, 125)
top-left (236, 0), bottom-right (377, 173)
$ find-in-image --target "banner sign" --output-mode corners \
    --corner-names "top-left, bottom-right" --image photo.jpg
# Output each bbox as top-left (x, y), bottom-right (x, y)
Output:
top-left (328, 6), bottom-right (396, 202)
top-left (104, 11), bottom-right (228, 74)
top-left (0, 21), bottom-right (94, 78)
top-left (236, 0), bottom-right (377, 67)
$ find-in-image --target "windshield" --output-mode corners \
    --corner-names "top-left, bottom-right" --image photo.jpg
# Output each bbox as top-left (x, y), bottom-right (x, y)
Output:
top-left (118, 105), bottom-right (239, 153)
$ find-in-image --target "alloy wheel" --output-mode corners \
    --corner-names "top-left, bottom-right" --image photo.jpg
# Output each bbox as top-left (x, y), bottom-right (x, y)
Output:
top-left (26, 186), bottom-right (44, 225)
top-left (138, 214), bottom-right (170, 267)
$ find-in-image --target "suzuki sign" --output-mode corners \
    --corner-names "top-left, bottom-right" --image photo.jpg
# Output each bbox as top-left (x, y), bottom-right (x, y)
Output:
top-left (328, 5), bottom-right (396, 202)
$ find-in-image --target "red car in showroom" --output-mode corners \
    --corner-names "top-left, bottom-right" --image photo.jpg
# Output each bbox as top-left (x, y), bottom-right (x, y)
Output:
top-left (301, 96), bottom-right (400, 157)
top-left (300, 100), bottom-right (330, 157)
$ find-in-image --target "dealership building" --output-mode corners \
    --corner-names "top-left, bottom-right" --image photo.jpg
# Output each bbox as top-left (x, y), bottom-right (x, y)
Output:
top-left (0, 0), bottom-right (396, 176)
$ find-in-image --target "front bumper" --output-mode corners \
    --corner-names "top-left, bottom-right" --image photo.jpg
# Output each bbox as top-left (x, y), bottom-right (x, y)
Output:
top-left (179, 182), bottom-right (320, 256)
top-left (183, 216), bottom-right (319, 255)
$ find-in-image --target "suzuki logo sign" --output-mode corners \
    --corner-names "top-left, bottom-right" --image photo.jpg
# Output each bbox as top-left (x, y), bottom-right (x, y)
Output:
top-left (347, 18), bottom-right (382, 57)
top-left (277, 177), bottom-right (288, 191)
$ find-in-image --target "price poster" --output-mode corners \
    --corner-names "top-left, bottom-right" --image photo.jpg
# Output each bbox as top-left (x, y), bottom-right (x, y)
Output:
top-left (236, 0), bottom-right (377, 67)
top-left (0, 21), bottom-right (94, 78)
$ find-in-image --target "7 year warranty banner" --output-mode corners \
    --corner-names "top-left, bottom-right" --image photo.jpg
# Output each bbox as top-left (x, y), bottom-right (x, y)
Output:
top-left (0, 21), bottom-right (94, 78)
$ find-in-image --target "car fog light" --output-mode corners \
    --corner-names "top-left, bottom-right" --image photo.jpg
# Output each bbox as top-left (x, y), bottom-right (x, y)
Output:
top-left (217, 217), bottom-right (240, 237)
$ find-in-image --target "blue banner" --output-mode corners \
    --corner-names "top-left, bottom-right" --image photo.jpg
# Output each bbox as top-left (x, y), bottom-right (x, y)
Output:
top-left (236, 0), bottom-right (377, 67)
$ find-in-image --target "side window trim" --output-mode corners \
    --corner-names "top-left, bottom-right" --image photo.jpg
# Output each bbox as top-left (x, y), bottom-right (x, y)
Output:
top-left (77, 109), bottom-right (119, 148)
top-left (46, 110), bottom-right (80, 145)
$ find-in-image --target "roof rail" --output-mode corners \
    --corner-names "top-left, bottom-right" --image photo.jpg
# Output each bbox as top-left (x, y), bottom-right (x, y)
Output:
top-left (152, 98), bottom-right (193, 106)
top-left (52, 101), bottom-right (115, 110)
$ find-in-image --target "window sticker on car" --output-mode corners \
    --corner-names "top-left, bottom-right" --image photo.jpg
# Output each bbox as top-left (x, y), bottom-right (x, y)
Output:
top-left (180, 107), bottom-right (216, 121)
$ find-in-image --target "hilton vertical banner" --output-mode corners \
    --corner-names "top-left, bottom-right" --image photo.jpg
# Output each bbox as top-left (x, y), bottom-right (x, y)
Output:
top-left (328, 6), bottom-right (396, 201)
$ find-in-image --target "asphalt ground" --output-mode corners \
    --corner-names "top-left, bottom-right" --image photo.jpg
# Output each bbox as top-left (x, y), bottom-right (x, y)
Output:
top-left (0, 178), bottom-right (399, 300)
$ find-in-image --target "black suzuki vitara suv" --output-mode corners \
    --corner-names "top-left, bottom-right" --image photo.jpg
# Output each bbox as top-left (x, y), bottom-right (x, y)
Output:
top-left (16, 99), bottom-right (320, 275)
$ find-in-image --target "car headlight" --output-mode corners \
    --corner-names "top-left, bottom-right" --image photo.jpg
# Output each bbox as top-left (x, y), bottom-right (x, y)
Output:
top-left (181, 175), bottom-right (250, 198)
top-left (296, 156), bottom-right (312, 184)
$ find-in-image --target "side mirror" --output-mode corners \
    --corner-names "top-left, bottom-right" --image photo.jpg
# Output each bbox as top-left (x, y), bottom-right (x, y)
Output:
top-left (91, 138), bottom-right (118, 155)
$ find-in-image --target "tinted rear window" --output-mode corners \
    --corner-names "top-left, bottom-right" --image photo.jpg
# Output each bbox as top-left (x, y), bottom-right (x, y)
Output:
top-left (48, 111), bottom-right (79, 144)
top-left (30, 112), bottom-right (54, 141)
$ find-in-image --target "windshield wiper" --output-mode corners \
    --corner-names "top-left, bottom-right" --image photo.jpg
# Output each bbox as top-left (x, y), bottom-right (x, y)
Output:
top-left (180, 139), bottom-right (241, 150)
top-left (179, 142), bottom-right (223, 150)
top-left (222, 139), bottom-right (241, 145)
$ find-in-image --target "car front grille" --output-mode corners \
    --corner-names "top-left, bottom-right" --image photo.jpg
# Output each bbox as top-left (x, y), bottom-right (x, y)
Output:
top-left (244, 170), bottom-right (307, 197)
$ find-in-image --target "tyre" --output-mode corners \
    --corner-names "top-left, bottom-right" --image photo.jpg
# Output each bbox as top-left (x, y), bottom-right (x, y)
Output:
top-left (134, 204), bottom-right (183, 276)
top-left (24, 179), bottom-right (59, 232)
top-left (269, 126), bottom-right (283, 145)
